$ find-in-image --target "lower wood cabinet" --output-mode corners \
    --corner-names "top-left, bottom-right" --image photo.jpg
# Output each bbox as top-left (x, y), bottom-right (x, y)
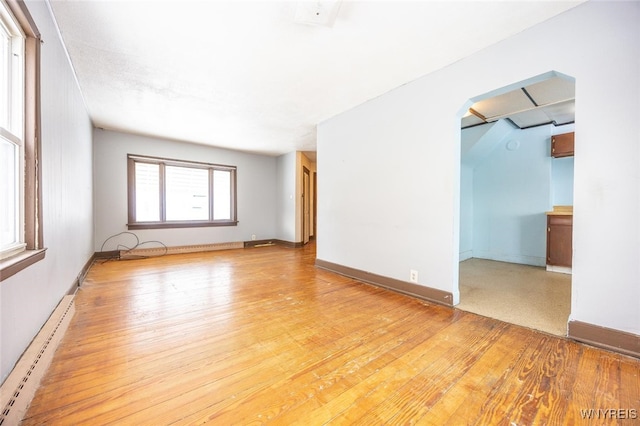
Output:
top-left (547, 214), bottom-right (573, 267)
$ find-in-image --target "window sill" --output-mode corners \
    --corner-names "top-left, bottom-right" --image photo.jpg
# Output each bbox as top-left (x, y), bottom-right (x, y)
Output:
top-left (0, 249), bottom-right (47, 282)
top-left (127, 221), bottom-right (238, 230)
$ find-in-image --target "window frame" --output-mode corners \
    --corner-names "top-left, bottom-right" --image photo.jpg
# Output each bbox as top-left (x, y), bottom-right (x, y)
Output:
top-left (127, 154), bottom-right (238, 230)
top-left (0, 0), bottom-right (44, 282)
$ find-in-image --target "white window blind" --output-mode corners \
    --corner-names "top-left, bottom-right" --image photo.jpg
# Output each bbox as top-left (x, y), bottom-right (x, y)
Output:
top-left (134, 162), bottom-right (160, 222)
top-left (213, 169), bottom-right (231, 220)
top-left (166, 165), bottom-right (209, 221)
top-left (0, 136), bottom-right (18, 250)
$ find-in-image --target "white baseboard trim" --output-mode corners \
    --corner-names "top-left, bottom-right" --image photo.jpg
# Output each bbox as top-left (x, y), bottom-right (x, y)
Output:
top-left (546, 265), bottom-right (572, 274)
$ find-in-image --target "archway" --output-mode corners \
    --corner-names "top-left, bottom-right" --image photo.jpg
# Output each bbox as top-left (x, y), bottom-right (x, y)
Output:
top-left (457, 71), bottom-right (575, 336)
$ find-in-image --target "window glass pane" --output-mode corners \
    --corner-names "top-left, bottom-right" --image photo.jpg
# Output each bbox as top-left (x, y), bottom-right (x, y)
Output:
top-left (166, 165), bottom-right (209, 221)
top-left (10, 34), bottom-right (23, 136)
top-left (135, 162), bottom-right (160, 222)
top-left (1, 25), bottom-right (10, 129)
top-left (0, 138), bottom-right (17, 248)
top-left (213, 169), bottom-right (231, 220)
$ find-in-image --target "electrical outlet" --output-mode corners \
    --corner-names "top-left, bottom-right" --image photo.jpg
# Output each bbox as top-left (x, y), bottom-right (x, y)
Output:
top-left (410, 270), bottom-right (418, 283)
top-left (251, 234), bottom-right (256, 241)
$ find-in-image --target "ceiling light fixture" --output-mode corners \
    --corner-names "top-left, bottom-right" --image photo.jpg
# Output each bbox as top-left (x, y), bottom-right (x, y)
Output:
top-left (294, 0), bottom-right (343, 27)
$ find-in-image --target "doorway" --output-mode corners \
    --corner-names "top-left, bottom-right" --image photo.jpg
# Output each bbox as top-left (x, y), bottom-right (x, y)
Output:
top-left (457, 71), bottom-right (574, 336)
top-left (302, 166), bottom-right (311, 245)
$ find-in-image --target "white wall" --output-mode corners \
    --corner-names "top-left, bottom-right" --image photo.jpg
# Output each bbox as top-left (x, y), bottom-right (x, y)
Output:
top-left (460, 119), bottom-right (516, 262)
top-left (459, 164), bottom-right (473, 261)
top-left (276, 152), bottom-right (296, 242)
top-left (318, 87), bottom-right (457, 297)
top-left (318, 1), bottom-right (640, 335)
top-left (472, 125), bottom-right (553, 266)
top-left (462, 122), bottom-right (576, 266)
top-left (552, 157), bottom-right (574, 206)
top-left (1, 0), bottom-right (94, 383)
top-left (275, 151), bottom-right (317, 244)
top-left (93, 130), bottom-right (278, 250)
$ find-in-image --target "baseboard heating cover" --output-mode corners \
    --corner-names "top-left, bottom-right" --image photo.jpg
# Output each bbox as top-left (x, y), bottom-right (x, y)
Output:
top-left (0, 295), bottom-right (75, 425)
top-left (121, 241), bottom-right (244, 258)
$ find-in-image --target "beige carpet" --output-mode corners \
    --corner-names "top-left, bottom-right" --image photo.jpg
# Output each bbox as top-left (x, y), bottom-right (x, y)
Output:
top-left (457, 258), bottom-right (571, 336)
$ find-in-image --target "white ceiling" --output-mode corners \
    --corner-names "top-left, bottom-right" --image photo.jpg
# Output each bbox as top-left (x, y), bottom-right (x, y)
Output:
top-left (49, 0), bottom-right (586, 156)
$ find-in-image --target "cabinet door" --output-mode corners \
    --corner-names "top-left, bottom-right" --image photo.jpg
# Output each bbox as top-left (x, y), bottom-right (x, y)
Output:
top-left (551, 132), bottom-right (574, 158)
top-left (547, 216), bottom-right (573, 266)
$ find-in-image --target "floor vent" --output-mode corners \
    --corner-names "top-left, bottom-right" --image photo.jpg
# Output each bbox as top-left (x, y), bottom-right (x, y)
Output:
top-left (120, 241), bottom-right (244, 258)
top-left (0, 295), bottom-right (75, 425)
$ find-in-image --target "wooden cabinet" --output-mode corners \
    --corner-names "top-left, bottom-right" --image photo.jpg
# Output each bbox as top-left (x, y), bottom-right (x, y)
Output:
top-left (551, 132), bottom-right (574, 158)
top-left (547, 214), bottom-right (573, 267)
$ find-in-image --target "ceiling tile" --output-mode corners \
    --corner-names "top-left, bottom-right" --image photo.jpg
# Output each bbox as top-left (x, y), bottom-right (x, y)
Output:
top-left (525, 76), bottom-right (575, 106)
top-left (509, 108), bottom-right (554, 128)
top-left (542, 99), bottom-right (575, 124)
top-left (472, 90), bottom-right (535, 121)
top-left (461, 112), bottom-right (485, 128)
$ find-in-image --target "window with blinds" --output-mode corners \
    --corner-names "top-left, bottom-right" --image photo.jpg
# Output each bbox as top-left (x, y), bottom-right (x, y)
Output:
top-left (127, 154), bottom-right (237, 229)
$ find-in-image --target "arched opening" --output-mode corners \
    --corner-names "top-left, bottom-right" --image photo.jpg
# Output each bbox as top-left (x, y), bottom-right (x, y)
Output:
top-left (457, 71), bottom-right (575, 336)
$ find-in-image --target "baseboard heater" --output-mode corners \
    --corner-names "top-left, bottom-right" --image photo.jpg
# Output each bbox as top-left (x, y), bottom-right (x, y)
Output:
top-left (0, 295), bottom-right (75, 425)
top-left (121, 241), bottom-right (245, 258)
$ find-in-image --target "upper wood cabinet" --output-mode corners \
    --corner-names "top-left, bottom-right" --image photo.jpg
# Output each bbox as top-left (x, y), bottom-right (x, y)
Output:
top-left (551, 132), bottom-right (574, 158)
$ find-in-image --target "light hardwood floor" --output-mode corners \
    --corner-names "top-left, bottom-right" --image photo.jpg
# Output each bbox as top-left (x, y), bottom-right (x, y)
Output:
top-left (23, 243), bottom-right (640, 425)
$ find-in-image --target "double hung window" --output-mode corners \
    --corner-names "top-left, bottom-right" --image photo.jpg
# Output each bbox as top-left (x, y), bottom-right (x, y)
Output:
top-left (1, 1), bottom-right (25, 259)
top-left (127, 154), bottom-right (237, 229)
top-left (0, 0), bottom-right (42, 280)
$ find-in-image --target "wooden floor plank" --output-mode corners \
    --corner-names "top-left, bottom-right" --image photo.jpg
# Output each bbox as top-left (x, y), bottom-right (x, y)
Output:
top-left (21, 243), bottom-right (640, 425)
top-left (349, 315), bottom-right (504, 425)
top-left (415, 324), bottom-right (535, 425)
top-left (222, 305), bottom-right (456, 425)
top-left (181, 296), bottom-right (444, 424)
